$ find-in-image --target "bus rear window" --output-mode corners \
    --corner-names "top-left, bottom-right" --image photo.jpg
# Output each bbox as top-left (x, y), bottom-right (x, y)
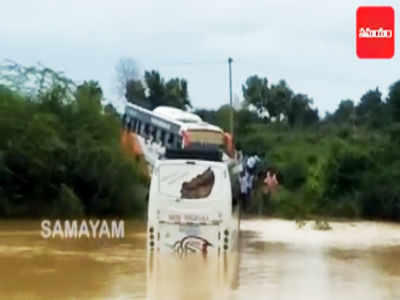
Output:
top-left (181, 167), bottom-right (214, 199)
top-left (187, 130), bottom-right (224, 145)
top-left (158, 164), bottom-right (220, 199)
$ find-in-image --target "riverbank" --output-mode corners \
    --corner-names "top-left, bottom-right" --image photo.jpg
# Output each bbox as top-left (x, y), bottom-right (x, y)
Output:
top-left (240, 217), bottom-right (400, 249)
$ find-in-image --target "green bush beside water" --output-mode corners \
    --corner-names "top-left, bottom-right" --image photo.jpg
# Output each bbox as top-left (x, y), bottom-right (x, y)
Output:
top-left (1, 64), bottom-right (400, 221)
top-left (199, 77), bottom-right (400, 222)
top-left (236, 122), bottom-right (400, 221)
top-left (0, 84), bottom-right (148, 218)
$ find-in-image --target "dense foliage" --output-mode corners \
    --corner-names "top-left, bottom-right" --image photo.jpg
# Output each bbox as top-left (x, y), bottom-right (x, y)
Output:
top-left (1, 61), bottom-right (399, 221)
top-left (200, 78), bottom-right (400, 222)
top-left (0, 81), bottom-right (148, 218)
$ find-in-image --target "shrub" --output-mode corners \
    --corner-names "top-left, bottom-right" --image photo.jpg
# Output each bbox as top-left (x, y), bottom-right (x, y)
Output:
top-left (360, 163), bottom-right (400, 221)
top-left (0, 85), bottom-right (148, 218)
top-left (280, 160), bottom-right (308, 190)
top-left (313, 219), bottom-right (332, 231)
top-left (53, 184), bottom-right (84, 217)
top-left (324, 145), bottom-right (371, 198)
top-left (271, 187), bottom-right (309, 219)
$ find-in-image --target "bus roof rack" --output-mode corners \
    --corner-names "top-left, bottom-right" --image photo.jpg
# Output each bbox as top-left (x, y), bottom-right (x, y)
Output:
top-left (165, 148), bottom-right (223, 162)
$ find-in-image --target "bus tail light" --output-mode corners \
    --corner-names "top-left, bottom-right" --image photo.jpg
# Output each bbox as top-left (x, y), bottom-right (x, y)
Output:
top-left (182, 131), bottom-right (191, 147)
top-left (149, 227), bottom-right (155, 250)
top-left (223, 229), bottom-right (229, 251)
top-left (223, 133), bottom-right (234, 158)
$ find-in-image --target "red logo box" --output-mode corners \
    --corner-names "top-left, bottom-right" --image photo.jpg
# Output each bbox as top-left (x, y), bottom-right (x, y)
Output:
top-left (356, 6), bottom-right (395, 59)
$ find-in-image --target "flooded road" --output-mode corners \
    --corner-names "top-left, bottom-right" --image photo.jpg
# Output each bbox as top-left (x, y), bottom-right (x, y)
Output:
top-left (1, 218), bottom-right (400, 300)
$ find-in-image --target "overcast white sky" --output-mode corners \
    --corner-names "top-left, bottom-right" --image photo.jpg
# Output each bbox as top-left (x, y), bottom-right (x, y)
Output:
top-left (1, 0), bottom-right (399, 115)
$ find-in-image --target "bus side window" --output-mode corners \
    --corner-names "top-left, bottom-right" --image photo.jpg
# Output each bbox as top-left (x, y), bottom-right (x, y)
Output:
top-left (160, 130), bottom-right (166, 146)
top-left (131, 118), bottom-right (137, 133)
top-left (151, 126), bottom-right (157, 141)
top-left (140, 122), bottom-right (145, 136)
top-left (122, 114), bottom-right (127, 128)
top-left (167, 133), bottom-right (175, 148)
top-left (176, 137), bottom-right (183, 149)
top-left (136, 120), bottom-right (141, 134)
top-left (144, 123), bottom-right (150, 137)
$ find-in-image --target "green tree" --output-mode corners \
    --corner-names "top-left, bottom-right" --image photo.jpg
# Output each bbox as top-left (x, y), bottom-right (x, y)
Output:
top-left (0, 68), bottom-right (148, 218)
top-left (144, 70), bottom-right (165, 108)
top-left (242, 75), bottom-right (269, 113)
top-left (126, 70), bottom-right (191, 110)
top-left (356, 88), bottom-right (384, 126)
top-left (332, 99), bottom-right (355, 124)
top-left (387, 80), bottom-right (400, 122)
top-left (104, 103), bottom-right (119, 117)
top-left (286, 93), bottom-right (318, 127)
top-left (215, 105), bottom-right (233, 132)
top-left (125, 79), bottom-right (149, 108)
top-left (164, 78), bottom-right (190, 109)
top-left (76, 80), bottom-right (103, 102)
top-left (235, 108), bottom-right (261, 137)
top-left (268, 80), bottom-right (293, 120)
top-left (242, 77), bottom-right (297, 122)
top-left (195, 109), bottom-right (217, 124)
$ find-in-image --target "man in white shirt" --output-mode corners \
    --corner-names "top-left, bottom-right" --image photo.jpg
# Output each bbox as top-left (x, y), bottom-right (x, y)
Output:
top-left (246, 154), bottom-right (261, 174)
top-left (247, 156), bottom-right (256, 170)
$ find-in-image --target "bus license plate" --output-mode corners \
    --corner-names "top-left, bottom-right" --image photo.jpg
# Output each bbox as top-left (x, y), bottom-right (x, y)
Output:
top-left (179, 224), bottom-right (200, 236)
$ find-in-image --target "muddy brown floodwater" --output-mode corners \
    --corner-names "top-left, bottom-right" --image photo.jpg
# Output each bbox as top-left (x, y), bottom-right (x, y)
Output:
top-left (0, 218), bottom-right (399, 300)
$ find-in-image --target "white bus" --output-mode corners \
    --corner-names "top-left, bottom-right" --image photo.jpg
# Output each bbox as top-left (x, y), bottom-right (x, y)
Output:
top-left (147, 149), bottom-right (240, 256)
top-left (122, 103), bottom-right (236, 170)
top-left (146, 149), bottom-right (240, 297)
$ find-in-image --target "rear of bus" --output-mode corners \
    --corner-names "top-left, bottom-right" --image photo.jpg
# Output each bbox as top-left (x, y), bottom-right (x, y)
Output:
top-left (147, 158), bottom-right (238, 257)
top-left (181, 124), bottom-right (236, 158)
